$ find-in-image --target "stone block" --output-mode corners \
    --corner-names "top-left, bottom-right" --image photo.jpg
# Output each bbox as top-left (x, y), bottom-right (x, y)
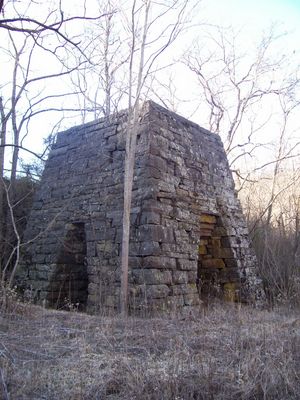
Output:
top-left (88, 274), bottom-right (100, 284)
top-left (187, 270), bottom-right (197, 282)
top-left (213, 226), bottom-right (227, 236)
top-left (211, 247), bottom-right (234, 259)
top-left (172, 270), bottom-right (188, 284)
top-left (171, 284), bottom-right (196, 295)
top-left (143, 256), bottom-right (176, 269)
top-left (177, 259), bottom-right (197, 271)
top-left (200, 214), bottom-right (217, 224)
top-left (224, 259), bottom-right (238, 268)
top-left (140, 211), bottom-right (161, 225)
top-left (170, 285), bottom-right (181, 296)
top-left (174, 229), bottom-right (190, 243)
top-left (221, 237), bottom-right (231, 247)
top-left (201, 258), bottom-right (226, 269)
top-left (199, 245), bottom-right (207, 255)
top-left (88, 282), bottom-right (100, 295)
top-left (132, 269), bottom-right (172, 285)
top-left (200, 222), bottom-right (215, 231)
top-left (147, 154), bottom-right (168, 172)
top-left (138, 241), bottom-right (161, 256)
top-left (138, 284), bottom-right (170, 299)
top-left (166, 295), bottom-right (185, 308)
top-left (211, 238), bottom-right (221, 248)
top-left (96, 241), bottom-right (118, 256)
top-left (86, 242), bottom-right (96, 257)
top-left (137, 225), bottom-right (174, 243)
top-left (199, 239), bottom-right (208, 246)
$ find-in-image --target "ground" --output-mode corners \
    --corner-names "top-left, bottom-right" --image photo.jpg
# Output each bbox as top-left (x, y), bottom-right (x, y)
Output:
top-left (1, 298), bottom-right (300, 399)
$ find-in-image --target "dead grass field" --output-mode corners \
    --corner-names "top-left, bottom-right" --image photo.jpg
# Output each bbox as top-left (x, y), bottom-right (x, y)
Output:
top-left (1, 300), bottom-right (300, 399)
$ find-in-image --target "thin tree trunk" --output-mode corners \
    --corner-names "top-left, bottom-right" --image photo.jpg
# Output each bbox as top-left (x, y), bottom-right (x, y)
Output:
top-left (120, 0), bottom-right (151, 316)
top-left (0, 97), bottom-right (7, 272)
top-left (120, 105), bottom-right (140, 315)
top-left (120, 137), bottom-right (133, 315)
top-left (2, 44), bottom-right (20, 271)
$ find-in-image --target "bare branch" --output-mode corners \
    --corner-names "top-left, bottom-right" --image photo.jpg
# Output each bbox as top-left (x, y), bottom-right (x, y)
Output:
top-left (0, 144), bottom-right (46, 161)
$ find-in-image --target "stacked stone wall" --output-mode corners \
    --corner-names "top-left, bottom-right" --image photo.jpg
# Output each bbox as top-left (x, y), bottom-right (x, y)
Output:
top-left (16, 101), bottom-right (264, 313)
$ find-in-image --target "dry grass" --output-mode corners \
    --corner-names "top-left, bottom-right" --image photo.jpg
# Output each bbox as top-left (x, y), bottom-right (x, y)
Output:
top-left (0, 300), bottom-right (300, 399)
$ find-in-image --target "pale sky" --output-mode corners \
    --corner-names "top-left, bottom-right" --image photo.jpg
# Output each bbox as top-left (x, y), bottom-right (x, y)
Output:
top-left (2, 0), bottom-right (300, 171)
top-left (202, 0), bottom-right (300, 30)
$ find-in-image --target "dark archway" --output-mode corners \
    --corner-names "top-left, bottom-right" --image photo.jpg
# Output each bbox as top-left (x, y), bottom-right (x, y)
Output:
top-left (198, 214), bottom-right (240, 302)
top-left (48, 222), bottom-right (88, 310)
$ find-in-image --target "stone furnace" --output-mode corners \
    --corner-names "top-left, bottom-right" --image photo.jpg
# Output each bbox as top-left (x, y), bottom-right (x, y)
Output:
top-left (17, 101), bottom-right (263, 312)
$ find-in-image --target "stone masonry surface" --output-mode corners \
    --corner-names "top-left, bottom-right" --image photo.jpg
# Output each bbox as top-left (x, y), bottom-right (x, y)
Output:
top-left (16, 101), bottom-right (264, 313)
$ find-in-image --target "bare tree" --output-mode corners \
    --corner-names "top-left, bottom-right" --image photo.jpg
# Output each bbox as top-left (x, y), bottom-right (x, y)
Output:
top-left (0, 0), bottom-right (107, 281)
top-left (0, 1), bottom-right (104, 50)
top-left (182, 26), bottom-right (300, 173)
top-left (119, 0), bottom-right (192, 315)
top-left (241, 166), bottom-right (300, 306)
top-left (70, 0), bottom-right (128, 122)
top-left (265, 98), bottom-right (300, 226)
top-left (0, 30), bottom-right (78, 272)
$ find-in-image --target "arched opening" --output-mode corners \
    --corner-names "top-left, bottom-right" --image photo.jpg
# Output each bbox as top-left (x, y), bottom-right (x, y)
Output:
top-left (48, 222), bottom-right (88, 310)
top-left (197, 214), bottom-right (240, 302)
